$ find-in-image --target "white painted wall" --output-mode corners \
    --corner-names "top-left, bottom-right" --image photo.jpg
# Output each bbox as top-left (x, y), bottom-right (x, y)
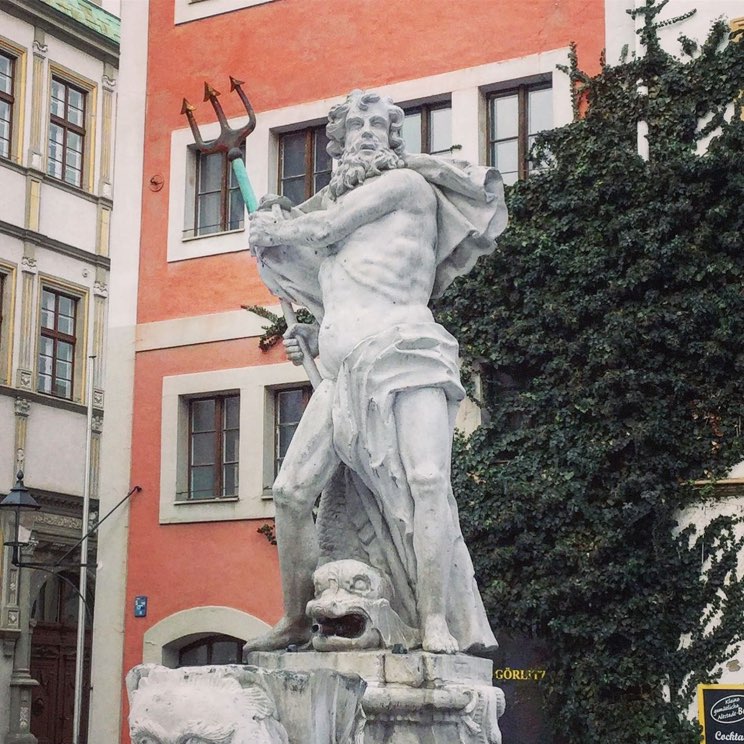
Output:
top-left (87, 1), bottom-right (146, 741)
top-left (38, 184), bottom-right (98, 253)
top-left (0, 168), bottom-right (27, 226)
top-left (606, 0), bottom-right (743, 64)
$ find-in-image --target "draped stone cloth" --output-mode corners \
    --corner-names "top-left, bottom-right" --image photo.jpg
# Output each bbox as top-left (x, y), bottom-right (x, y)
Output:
top-left (253, 155), bottom-right (506, 651)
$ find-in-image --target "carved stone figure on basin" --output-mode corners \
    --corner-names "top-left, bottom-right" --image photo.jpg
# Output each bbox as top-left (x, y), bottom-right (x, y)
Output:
top-left (247, 90), bottom-right (507, 656)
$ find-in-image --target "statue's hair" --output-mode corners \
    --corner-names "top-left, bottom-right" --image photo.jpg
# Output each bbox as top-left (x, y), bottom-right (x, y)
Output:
top-left (326, 90), bottom-right (405, 159)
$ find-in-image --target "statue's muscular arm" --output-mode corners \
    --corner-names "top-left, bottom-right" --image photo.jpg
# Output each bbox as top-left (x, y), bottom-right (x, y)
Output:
top-left (248, 169), bottom-right (431, 251)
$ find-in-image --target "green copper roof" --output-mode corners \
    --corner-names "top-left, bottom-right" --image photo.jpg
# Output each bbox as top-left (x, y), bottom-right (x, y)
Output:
top-left (39, 0), bottom-right (120, 44)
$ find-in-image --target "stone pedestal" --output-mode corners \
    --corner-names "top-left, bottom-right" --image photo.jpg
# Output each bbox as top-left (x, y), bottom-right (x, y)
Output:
top-left (247, 650), bottom-right (505, 744)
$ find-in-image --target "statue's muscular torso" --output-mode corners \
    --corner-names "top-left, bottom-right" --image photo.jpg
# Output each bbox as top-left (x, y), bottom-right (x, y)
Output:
top-left (317, 168), bottom-right (438, 378)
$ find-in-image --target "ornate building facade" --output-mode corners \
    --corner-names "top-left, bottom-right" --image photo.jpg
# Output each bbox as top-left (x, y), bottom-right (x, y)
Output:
top-left (0, 0), bottom-right (119, 742)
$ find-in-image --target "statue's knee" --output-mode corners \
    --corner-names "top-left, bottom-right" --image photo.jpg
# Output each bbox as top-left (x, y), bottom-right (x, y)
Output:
top-left (272, 478), bottom-right (312, 516)
top-left (406, 465), bottom-right (448, 496)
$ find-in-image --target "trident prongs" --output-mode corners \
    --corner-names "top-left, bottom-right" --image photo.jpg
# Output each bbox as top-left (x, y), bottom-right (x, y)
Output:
top-left (181, 77), bottom-right (257, 158)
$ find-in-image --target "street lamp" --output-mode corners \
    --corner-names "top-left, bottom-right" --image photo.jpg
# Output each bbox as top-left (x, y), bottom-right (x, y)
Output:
top-left (0, 471), bottom-right (41, 567)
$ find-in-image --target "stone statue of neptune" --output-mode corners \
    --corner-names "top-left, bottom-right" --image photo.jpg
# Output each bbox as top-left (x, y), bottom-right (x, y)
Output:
top-left (247, 90), bottom-right (507, 656)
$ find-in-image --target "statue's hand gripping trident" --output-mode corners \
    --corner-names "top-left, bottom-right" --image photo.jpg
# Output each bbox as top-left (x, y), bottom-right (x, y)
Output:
top-left (181, 79), bottom-right (323, 389)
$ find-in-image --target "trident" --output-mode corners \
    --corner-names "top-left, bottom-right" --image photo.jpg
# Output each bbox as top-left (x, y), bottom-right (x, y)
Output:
top-left (181, 79), bottom-right (322, 388)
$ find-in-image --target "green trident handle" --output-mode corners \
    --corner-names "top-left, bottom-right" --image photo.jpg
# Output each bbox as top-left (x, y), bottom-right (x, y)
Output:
top-left (228, 147), bottom-right (259, 213)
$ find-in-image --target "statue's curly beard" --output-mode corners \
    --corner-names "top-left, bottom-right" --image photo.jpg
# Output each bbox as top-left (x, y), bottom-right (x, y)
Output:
top-left (328, 145), bottom-right (405, 199)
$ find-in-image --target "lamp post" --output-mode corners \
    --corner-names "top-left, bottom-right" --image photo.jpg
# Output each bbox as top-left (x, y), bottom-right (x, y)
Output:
top-left (0, 471), bottom-right (40, 744)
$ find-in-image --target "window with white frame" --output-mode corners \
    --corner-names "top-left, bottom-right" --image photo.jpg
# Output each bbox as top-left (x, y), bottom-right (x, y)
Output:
top-left (487, 80), bottom-right (553, 185)
top-left (184, 394), bottom-right (240, 500)
top-left (37, 287), bottom-right (78, 399)
top-left (278, 125), bottom-right (332, 206)
top-left (0, 50), bottom-right (15, 160)
top-left (47, 77), bottom-right (87, 187)
top-left (185, 147), bottom-right (245, 238)
top-left (400, 101), bottom-right (452, 155)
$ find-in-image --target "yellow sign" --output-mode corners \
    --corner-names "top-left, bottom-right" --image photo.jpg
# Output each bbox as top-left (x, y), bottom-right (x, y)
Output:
top-left (698, 684), bottom-right (744, 743)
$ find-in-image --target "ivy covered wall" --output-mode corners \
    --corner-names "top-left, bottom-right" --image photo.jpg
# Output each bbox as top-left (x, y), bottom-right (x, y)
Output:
top-left (435, 4), bottom-right (744, 741)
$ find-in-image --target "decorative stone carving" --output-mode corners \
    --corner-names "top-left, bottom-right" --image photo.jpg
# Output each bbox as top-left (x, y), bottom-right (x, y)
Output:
top-left (20, 257), bottom-right (37, 274)
top-left (32, 40), bottom-right (48, 56)
top-left (14, 398), bottom-right (30, 417)
top-left (246, 89), bottom-right (507, 657)
top-left (92, 414), bottom-right (104, 433)
top-left (102, 74), bottom-right (117, 91)
top-left (33, 513), bottom-right (82, 531)
top-left (127, 664), bottom-right (289, 744)
top-left (93, 281), bottom-right (108, 297)
top-left (93, 389), bottom-right (104, 408)
top-left (248, 650), bottom-right (505, 744)
top-left (126, 664), bottom-right (367, 744)
top-left (307, 560), bottom-right (420, 652)
top-left (17, 369), bottom-right (32, 390)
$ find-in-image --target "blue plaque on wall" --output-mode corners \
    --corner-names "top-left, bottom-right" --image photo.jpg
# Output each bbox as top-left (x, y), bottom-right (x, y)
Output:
top-left (134, 595), bottom-right (148, 618)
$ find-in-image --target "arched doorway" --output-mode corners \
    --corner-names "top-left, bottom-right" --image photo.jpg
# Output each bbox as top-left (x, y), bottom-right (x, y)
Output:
top-left (29, 571), bottom-right (93, 744)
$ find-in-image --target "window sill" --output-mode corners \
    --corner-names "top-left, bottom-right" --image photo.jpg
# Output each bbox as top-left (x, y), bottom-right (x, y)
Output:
top-left (175, 495), bottom-right (240, 505)
top-left (181, 226), bottom-right (245, 242)
top-left (168, 224), bottom-right (248, 262)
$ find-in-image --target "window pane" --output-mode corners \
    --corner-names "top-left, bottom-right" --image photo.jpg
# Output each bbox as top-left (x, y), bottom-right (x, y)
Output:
top-left (65, 165), bottom-right (82, 187)
top-left (278, 424), bottom-right (298, 459)
top-left (38, 353), bottom-right (53, 375)
top-left (51, 80), bottom-right (65, 118)
top-left (314, 129), bottom-right (331, 173)
top-left (180, 643), bottom-right (209, 666)
top-left (57, 340), bottom-right (73, 362)
top-left (528, 87), bottom-right (552, 135)
top-left (190, 465), bottom-right (215, 499)
top-left (54, 377), bottom-right (71, 399)
top-left (491, 94), bottom-right (518, 141)
top-left (227, 187), bottom-right (244, 231)
top-left (223, 429), bottom-right (239, 464)
top-left (493, 140), bottom-right (518, 176)
top-left (191, 398), bottom-right (216, 432)
top-left (211, 641), bottom-right (240, 665)
top-left (223, 463), bottom-right (238, 497)
top-left (58, 294), bottom-right (75, 321)
top-left (197, 192), bottom-right (222, 235)
top-left (191, 432), bottom-right (215, 466)
top-left (314, 171), bottom-right (331, 193)
top-left (67, 131), bottom-right (83, 156)
top-left (278, 388), bottom-right (306, 424)
top-left (281, 176), bottom-right (306, 207)
top-left (280, 131), bottom-right (306, 178)
top-left (429, 106), bottom-right (452, 154)
top-left (401, 111), bottom-right (421, 154)
top-left (224, 395), bottom-right (239, 429)
top-left (198, 152), bottom-right (223, 193)
top-left (38, 373), bottom-right (51, 393)
top-left (0, 54), bottom-right (11, 95)
top-left (68, 89), bottom-right (84, 126)
top-left (56, 359), bottom-right (72, 383)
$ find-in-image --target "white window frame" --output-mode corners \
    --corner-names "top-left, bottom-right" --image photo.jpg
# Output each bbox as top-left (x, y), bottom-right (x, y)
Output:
top-left (160, 361), bottom-right (307, 524)
top-left (174, 0), bottom-right (277, 25)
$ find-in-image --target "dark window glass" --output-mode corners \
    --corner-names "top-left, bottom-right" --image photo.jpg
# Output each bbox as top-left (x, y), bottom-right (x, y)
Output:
top-left (401, 102), bottom-right (452, 155)
top-left (279, 126), bottom-right (331, 205)
top-left (37, 288), bottom-right (77, 400)
top-left (275, 386), bottom-right (311, 476)
top-left (177, 634), bottom-right (243, 667)
top-left (47, 78), bottom-right (86, 187)
top-left (488, 83), bottom-right (553, 185)
top-left (190, 148), bottom-right (245, 237)
top-left (187, 394), bottom-right (239, 500)
top-left (0, 51), bottom-right (15, 159)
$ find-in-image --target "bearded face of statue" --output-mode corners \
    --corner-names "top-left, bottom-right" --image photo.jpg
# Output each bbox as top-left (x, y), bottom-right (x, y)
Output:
top-left (127, 666), bottom-right (288, 744)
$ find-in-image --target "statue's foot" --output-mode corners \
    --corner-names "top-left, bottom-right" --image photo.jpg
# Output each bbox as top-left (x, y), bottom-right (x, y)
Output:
top-left (421, 614), bottom-right (459, 654)
top-left (242, 616), bottom-right (312, 656)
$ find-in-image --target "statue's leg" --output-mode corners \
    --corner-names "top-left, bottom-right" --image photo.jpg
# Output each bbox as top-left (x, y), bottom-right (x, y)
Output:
top-left (244, 381), bottom-right (340, 654)
top-left (395, 386), bottom-right (458, 654)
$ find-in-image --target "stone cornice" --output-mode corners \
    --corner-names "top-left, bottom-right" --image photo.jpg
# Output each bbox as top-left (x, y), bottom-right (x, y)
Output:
top-left (0, 0), bottom-right (119, 66)
top-left (0, 384), bottom-right (103, 417)
top-left (0, 217), bottom-right (111, 271)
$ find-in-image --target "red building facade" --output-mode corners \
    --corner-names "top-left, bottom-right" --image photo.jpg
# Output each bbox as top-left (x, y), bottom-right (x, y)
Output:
top-left (89, 0), bottom-right (618, 740)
